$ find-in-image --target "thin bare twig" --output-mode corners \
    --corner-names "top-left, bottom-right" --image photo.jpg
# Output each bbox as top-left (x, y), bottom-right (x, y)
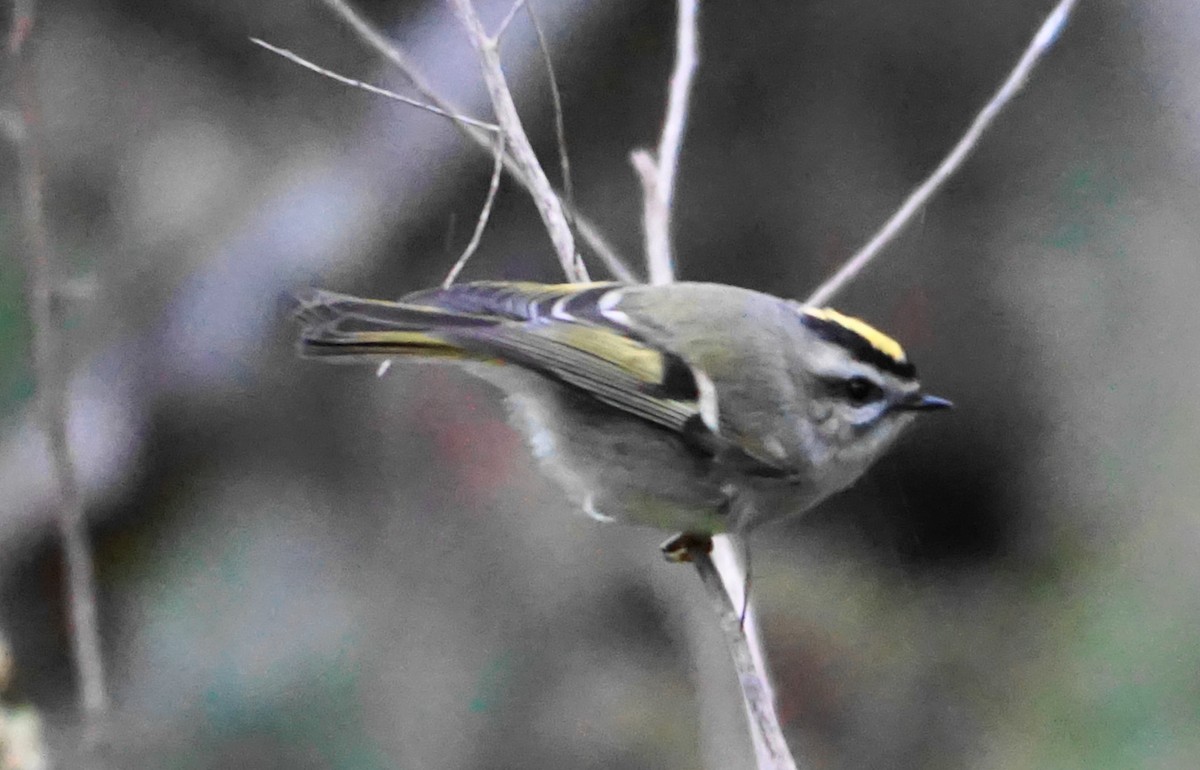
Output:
top-left (447, 0), bottom-right (584, 281)
top-left (319, 0), bottom-right (636, 281)
top-left (250, 38), bottom-right (501, 132)
top-left (632, 0), bottom-right (699, 285)
top-left (494, 0), bottom-right (527, 42)
top-left (805, 0), bottom-right (1079, 307)
top-left (525, 0), bottom-right (575, 228)
top-left (443, 133), bottom-right (507, 287)
top-left (7, 0), bottom-right (109, 741)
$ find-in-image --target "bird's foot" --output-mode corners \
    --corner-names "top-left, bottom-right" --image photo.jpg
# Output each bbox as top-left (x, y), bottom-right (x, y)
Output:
top-left (660, 532), bottom-right (713, 563)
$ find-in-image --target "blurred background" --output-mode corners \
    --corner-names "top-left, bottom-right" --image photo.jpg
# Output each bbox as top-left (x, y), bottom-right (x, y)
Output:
top-left (3, 0), bottom-right (1199, 767)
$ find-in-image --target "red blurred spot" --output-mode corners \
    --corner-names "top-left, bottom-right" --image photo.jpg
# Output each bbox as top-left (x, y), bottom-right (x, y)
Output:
top-left (416, 372), bottom-right (521, 502)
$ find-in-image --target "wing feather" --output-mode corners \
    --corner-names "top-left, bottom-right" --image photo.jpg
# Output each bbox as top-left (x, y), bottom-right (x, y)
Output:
top-left (450, 322), bottom-right (701, 434)
top-left (296, 282), bottom-right (790, 475)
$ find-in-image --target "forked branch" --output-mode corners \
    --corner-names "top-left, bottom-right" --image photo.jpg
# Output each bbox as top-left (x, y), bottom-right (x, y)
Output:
top-left (316, 0), bottom-right (635, 280)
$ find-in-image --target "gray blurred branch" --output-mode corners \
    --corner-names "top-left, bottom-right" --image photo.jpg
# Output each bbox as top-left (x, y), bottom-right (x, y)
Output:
top-left (6, 0), bottom-right (109, 746)
top-left (805, 0), bottom-right (1079, 307)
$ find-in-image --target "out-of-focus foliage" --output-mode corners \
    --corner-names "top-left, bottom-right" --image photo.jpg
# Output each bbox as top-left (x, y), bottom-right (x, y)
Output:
top-left (2, 1), bottom-right (1199, 768)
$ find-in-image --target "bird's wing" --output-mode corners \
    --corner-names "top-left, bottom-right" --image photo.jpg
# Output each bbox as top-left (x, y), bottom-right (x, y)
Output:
top-left (298, 283), bottom-right (791, 476)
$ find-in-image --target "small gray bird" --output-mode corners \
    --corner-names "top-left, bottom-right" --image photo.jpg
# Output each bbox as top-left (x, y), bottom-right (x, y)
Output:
top-left (295, 281), bottom-right (950, 557)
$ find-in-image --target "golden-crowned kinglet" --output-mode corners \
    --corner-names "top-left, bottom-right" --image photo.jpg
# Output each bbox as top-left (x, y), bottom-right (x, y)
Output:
top-left (296, 281), bottom-right (950, 550)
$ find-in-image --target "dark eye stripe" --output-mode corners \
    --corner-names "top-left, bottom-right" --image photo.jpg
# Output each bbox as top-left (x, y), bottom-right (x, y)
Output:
top-left (844, 376), bottom-right (882, 404)
top-left (819, 375), bottom-right (885, 404)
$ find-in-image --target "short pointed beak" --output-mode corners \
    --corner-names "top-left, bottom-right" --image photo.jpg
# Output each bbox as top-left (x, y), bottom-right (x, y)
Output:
top-left (896, 393), bottom-right (954, 412)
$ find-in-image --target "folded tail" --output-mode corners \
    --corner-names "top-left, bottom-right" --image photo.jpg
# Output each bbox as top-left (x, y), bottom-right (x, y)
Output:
top-left (294, 289), bottom-right (496, 362)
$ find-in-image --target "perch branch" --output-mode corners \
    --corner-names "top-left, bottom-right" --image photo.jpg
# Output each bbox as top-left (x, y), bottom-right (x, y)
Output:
top-left (7, 0), bottom-right (109, 740)
top-left (690, 542), bottom-right (797, 770)
top-left (805, 0), bottom-right (1079, 307)
top-left (631, 0), bottom-right (698, 285)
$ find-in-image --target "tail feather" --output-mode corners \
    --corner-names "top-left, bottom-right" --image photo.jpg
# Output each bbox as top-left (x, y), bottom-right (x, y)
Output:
top-left (294, 289), bottom-right (495, 362)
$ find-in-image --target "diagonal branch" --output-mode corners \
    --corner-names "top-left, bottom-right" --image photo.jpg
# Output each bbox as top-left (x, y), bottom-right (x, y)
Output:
top-left (250, 38), bottom-right (501, 132)
top-left (494, 0), bottom-right (527, 42)
top-left (805, 0), bottom-right (1079, 307)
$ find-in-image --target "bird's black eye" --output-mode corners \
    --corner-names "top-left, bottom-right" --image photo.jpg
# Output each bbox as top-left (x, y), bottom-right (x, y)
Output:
top-left (844, 376), bottom-right (881, 405)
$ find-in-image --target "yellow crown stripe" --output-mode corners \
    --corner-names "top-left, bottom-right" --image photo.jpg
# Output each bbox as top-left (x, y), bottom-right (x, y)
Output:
top-left (804, 308), bottom-right (907, 364)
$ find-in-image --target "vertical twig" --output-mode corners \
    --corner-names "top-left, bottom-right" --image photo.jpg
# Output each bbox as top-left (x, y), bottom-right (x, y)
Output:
top-left (446, 0), bottom-right (584, 281)
top-left (804, 0), bottom-right (1079, 307)
top-left (6, 0), bottom-right (109, 742)
top-left (443, 133), bottom-right (507, 287)
top-left (631, 0), bottom-right (699, 285)
top-left (523, 0), bottom-right (575, 229)
top-left (629, 1), bottom-right (797, 767)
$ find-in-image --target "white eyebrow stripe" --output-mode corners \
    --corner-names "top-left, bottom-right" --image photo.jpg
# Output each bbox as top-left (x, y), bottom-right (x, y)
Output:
top-left (813, 358), bottom-right (888, 387)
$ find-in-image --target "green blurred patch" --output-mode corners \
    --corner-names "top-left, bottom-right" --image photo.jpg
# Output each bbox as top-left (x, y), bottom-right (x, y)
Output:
top-left (1025, 565), bottom-right (1200, 769)
top-left (192, 648), bottom-right (389, 770)
top-left (0, 215), bottom-right (35, 421)
top-left (468, 651), bottom-right (514, 714)
top-left (1044, 164), bottom-right (1132, 255)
